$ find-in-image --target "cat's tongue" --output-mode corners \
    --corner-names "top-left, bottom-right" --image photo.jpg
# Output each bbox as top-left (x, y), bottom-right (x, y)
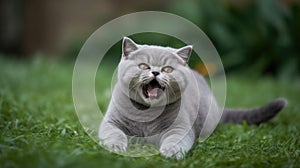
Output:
top-left (147, 87), bottom-right (159, 98)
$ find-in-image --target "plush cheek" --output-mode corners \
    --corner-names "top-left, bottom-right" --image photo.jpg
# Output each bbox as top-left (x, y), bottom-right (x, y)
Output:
top-left (178, 76), bottom-right (187, 91)
top-left (118, 62), bottom-right (138, 85)
top-left (119, 70), bottom-right (130, 85)
top-left (170, 72), bottom-right (187, 91)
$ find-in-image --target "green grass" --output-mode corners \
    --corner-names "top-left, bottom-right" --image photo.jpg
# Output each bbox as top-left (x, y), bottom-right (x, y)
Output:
top-left (0, 56), bottom-right (299, 168)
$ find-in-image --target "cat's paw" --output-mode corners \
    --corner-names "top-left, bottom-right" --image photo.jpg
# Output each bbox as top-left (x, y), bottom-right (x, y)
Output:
top-left (159, 144), bottom-right (185, 160)
top-left (100, 140), bottom-right (127, 153)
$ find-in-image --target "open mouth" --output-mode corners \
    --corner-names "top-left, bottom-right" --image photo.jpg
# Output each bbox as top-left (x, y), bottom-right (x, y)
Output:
top-left (142, 79), bottom-right (165, 99)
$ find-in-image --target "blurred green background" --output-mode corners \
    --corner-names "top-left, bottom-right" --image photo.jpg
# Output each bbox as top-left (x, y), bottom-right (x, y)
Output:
top-left (1, 0), bottom-right (300, 167)
top-left (1, 0), bottom-right (300, 79)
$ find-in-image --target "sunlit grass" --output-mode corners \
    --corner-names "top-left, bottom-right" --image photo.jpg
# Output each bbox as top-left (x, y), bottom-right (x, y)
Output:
top-left (0, 56), bottom-right (299, 168)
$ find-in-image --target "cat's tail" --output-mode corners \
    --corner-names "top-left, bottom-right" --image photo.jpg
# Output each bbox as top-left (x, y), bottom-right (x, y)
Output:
top-left (220, 98), bottom-right (287, 125)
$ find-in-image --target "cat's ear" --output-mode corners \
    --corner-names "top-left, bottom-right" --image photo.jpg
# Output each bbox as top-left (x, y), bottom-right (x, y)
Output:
top-left (122, 37), bottom-right (138, 58)
top-left (176, 45), bottom-right (193, 63)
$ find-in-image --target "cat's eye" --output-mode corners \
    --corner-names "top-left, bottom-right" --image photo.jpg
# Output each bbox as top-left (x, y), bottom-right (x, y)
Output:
top-left (162, 66), bottom-right (174, 73)
top-left (138, 63), bottom-right (150, 70)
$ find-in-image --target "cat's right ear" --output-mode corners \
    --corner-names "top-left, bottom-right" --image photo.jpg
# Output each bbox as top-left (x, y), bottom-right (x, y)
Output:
top-left (122, 37), bottom-right (138, 59)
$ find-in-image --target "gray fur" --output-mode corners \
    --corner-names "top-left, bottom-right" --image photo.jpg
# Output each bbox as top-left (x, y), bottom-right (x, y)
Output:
top-left (221, 98), bottom-right (287, 125)
top-left (99, 37), bottom-right (287, 159)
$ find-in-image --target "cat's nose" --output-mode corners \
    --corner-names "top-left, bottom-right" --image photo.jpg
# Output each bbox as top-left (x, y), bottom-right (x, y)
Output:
top-left (152, 71), bottom-right (160, 76)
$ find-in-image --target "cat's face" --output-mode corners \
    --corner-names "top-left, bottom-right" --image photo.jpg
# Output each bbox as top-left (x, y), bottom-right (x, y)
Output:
top-left (118, 37), bottom-right (192, 106)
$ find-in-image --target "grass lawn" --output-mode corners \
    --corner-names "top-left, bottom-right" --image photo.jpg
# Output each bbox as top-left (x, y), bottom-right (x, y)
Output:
top-left (0, 56), bottom-right (299, 168)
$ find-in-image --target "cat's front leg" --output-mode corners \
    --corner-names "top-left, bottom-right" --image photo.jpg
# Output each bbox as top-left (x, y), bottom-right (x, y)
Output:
top-left (159, 129), bottom-right (195, 160)
top-left (99, 119), bottom-right (128, 153)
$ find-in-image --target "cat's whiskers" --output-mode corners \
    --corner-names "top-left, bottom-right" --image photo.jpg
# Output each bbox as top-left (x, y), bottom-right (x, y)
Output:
top-left (129, 81), bottom-right (142, 90)
top-left (160, 78), bottom-right (177, 98)
top-left (166, 84), bottom-right (176, 97)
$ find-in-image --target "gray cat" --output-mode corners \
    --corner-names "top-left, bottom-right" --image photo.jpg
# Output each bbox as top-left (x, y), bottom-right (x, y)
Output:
top-left (98, 37), bottom-right (287, 159)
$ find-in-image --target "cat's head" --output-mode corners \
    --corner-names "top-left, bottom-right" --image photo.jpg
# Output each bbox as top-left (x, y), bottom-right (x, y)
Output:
top-left (118, 37), bottom-right (193, 106)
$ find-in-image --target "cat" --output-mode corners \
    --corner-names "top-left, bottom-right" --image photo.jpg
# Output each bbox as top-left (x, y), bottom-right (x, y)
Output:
top-left (98, 37), bottom-right (287, 159)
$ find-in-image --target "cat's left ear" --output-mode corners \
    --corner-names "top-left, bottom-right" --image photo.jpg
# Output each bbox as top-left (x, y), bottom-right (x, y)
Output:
top-left (176, 45), bottom-right (193, 63)
top-left (122, 37), bottom-right (138, 59)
